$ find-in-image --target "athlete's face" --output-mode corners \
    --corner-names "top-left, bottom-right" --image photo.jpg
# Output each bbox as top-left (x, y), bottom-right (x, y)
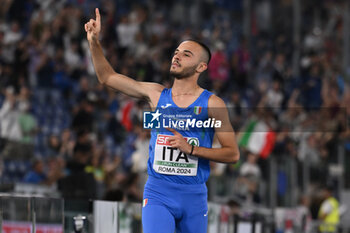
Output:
top-left (170, 41), bottom-right (206, 79)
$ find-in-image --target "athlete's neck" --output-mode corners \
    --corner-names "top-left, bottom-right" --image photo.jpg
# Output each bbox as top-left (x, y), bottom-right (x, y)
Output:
top-left (172, 77), bottom-right (201, 96)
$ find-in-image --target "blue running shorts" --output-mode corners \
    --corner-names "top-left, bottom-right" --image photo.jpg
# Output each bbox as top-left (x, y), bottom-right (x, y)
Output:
top-left (142, 176), bottom-right (208, 233)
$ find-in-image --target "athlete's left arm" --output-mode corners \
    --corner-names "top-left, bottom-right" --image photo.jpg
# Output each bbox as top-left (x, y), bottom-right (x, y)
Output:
top-left (167, 95), bottom-right (240, 163)
top-left (195, 95), bottom-right (240, 163)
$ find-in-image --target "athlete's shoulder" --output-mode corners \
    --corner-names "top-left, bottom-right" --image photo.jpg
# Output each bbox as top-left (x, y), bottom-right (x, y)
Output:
top-left (142, 82), bottom-right (166, 93)
top-left (208, 93), bottom-right (227, 108)
top-left (143, 83), bottom-right (166, 110)
top-left (201, 88), bottom-right (213, 96)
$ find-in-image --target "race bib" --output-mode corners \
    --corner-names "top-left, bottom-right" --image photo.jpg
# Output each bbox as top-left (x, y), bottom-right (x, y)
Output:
top-left (153, 134), bottom-right (199, 176)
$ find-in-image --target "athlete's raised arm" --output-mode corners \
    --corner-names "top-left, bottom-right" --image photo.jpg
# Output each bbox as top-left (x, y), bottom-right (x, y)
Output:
top-left (167, 95), bottom-right (240, 163)
top-left (84, 8), bottom-right (164, 107)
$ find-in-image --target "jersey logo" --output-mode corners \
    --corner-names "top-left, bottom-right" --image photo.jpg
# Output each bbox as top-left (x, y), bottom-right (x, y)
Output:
top-left (204, 210), bottom-right (208, 217)
top-left (193, 106), bottom-right (202, 115)
top-left (187, 138), bottom-right (199, 146)
top-left (161, 103), bottom-right (172, 109)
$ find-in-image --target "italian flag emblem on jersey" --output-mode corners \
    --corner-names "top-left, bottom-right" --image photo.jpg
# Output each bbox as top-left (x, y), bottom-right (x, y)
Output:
top-left (193, 106), bottom-right (202, 115)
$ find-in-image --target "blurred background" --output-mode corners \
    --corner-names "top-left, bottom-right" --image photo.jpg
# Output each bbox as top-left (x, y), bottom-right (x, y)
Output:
top-left (0, 0), bottom-right (349, 232)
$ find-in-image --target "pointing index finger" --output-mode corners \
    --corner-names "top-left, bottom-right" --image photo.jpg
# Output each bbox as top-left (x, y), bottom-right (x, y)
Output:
top-left (95, 8), bottom-right (101, 24)
top-left (165, 127), bottom-right (181, 136)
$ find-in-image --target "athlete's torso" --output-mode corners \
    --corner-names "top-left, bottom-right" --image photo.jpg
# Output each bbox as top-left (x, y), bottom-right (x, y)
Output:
top-left (147, 88), bottom-right (214, 184)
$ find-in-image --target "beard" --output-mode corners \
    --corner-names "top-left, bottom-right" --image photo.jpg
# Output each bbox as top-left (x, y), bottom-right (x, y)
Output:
top-left (170, 64), bottom-right (197, 79)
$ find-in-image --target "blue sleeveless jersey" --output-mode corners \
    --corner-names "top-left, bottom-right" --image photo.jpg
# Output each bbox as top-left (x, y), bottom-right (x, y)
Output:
top-left (147, 88), bottom-right (214, 184)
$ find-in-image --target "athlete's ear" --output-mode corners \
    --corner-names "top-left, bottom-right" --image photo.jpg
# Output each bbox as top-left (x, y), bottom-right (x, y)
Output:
top-left (196, 62), bottom-right (208, 73)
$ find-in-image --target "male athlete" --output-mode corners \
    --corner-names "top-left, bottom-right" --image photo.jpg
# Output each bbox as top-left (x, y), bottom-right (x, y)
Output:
top-left (85, 8), bottom-right (240, 233)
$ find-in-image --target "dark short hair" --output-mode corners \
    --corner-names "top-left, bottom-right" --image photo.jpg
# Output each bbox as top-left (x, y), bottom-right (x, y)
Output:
top-left (322, 184), bottom-right (334, 192)
top-left (184, 39), bottom-right (212, 64)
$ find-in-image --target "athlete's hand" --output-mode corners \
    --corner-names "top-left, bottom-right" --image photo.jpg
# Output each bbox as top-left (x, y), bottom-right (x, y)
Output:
top-left (84, 8), bottom-right (101, 42)
top-left (166, 128), bottom-right (192, 155)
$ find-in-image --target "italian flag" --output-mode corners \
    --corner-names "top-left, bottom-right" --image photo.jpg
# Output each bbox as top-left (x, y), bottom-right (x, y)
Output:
top-left (120, 100), bottom-right (134, 132)
top-left (194, 106), bottom-right (202, 115)
top-left (239, 120), bottom-right (276, 159)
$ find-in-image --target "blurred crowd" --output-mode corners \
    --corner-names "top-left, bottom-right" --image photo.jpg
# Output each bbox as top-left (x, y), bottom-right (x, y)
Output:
top-left (0, 0), bottom-right (349, 211)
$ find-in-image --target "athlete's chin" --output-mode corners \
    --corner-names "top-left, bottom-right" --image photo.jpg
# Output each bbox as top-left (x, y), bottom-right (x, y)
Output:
top-left (170, 71), bottom-right (186, 80)
top-left (174, 76), bottom-right (188, 80)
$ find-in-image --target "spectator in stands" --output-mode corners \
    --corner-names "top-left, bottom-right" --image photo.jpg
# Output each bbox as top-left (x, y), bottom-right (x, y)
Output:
top-left (263, 80), bottom-right (284, 113)
top-left (131, 126), bottom-right (150, 191)
top-left (66, 141), bottom-right (92, 174)
top-left (279, 89), bottom-right (306, 134)
top-left (48, 134), bottom-right (61, 156)
top-left (76, 76), bottom-right (92, 103)
top-left (58, 128), bottom-right (75, 159)
top-left (298, 133), bottom-right (327, 183)
top-left (235, 152), bottom-right (261, 204)
top-left (121, 124), bottom-right (138, 171)
top-left (71, 99), bottom-right (95, 133)
top-left (122, 172), bottom-right (143, 202)
top-left (301, 64), bottom-right (322, 109)
top-left (47, 156), bottom-right (66, 184)
top-left (13, 40), bottom-right (30, 85)
top-left (318, 186), bottom-right (340, 233)
top-left (272, 53), bottom-right (286, 85)
top-left (0, 86), bottom-right (21, 141)
top-left (59, 141), bottom-right (97, 199)
top-left (255, 51), bottom-right (274, 86)
top-left (17, 86), bottom-right (32, 108)
top-left (226, 90), bottom-right (248, 131)
top-left (23, 158), bottom-right (47, 184)
top-left (0, 86), bottom-right (22, 158)
top-left (3, 21), bottom-right (22, 62)
top-left (18, 101), bottom-right (37, 157)
top-left (103, 156), bottom-right (125, 201)
top-left (115, 14), bottom-right (139, 57)
top-left (35, 52), bottom-right (54, 88)
top-left (228, 198), bottom-right (241, 213)
top-left (239, 152), bottom-right (261, 180)
top-left (295, 195), bottom-right (312, 233)
top-left (230, 38), bottom-right (250, 89)
top-left (208, 41), bottom-right (229, 94)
